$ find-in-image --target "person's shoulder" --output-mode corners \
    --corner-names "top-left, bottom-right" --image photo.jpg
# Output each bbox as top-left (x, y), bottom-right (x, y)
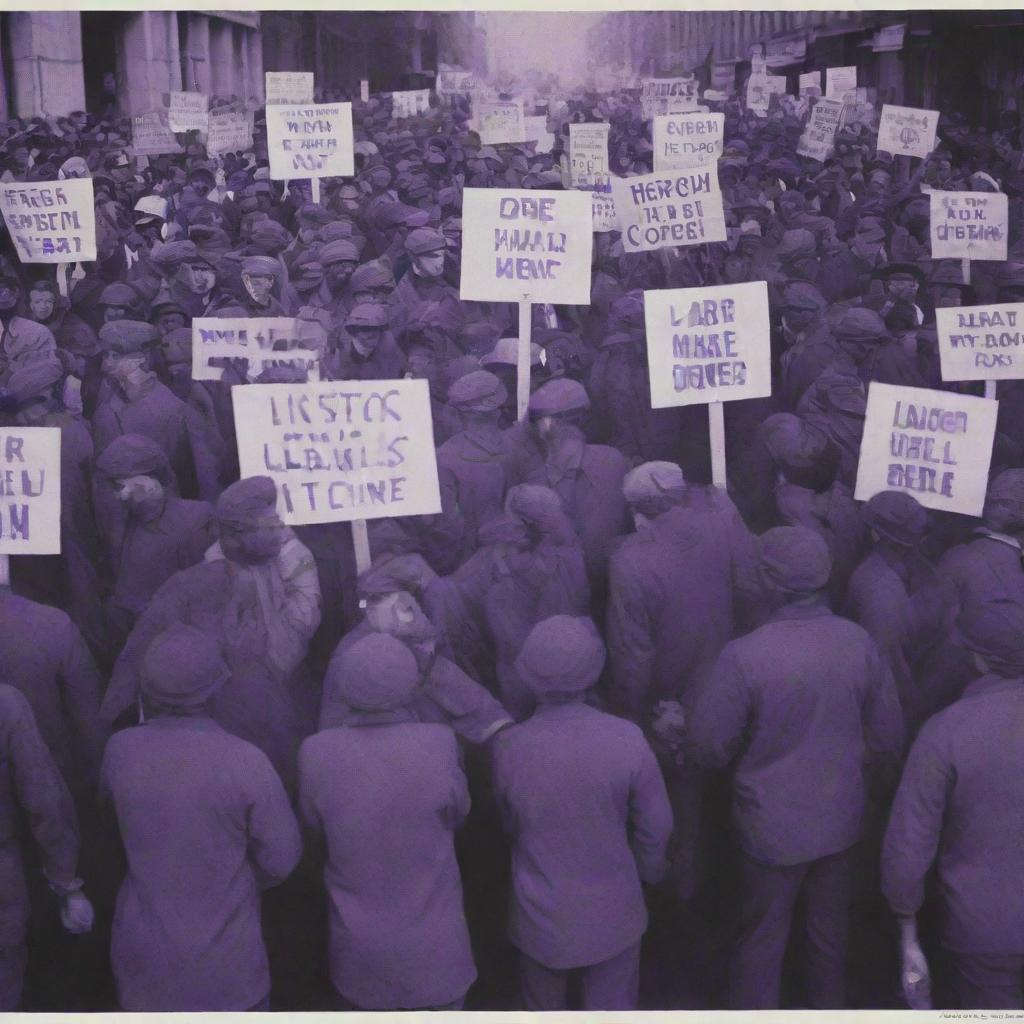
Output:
top-left (582, 443), bottom-right (629, 477)
top-left (168, 496), bottom-right (214, 525)
top-left (0, 681), bottom-right (32, 721)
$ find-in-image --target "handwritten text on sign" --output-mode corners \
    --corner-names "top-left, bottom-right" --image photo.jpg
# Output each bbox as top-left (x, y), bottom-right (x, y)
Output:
top-left (436, 70), bottom-right (476, 96)
top-left (392, 90), bottom-right (431, 119)
top-left (854, 382), bottom-right (996, 517)
top-left (825, 66), bottom-right (857, 100)
top-left (130, 113), bottom-right (183, 156)
top-left (796, 99), bottom-right (844, 162)
top-left (232, 380), bottom-right (441, 526)
top-left (930, 191), bottom-right (1008, 261)
top-left (266, 103), bottom-right (355, 181)
top-left (799, 71), bottom-right (822, 98)
top-left (265, 71), bottom-right (314, 106)
top-left (206, 108), bottom-right (254, 157)
top-left (590, 188), bottom-right (618, 233)
top-left (640, 78), bottom-right (699, 120)
top-left (644, 281), bottom-right (771, 408)
top-left (569, 123), bottom-right (610, 188)
top-left (0, 179), bottom-right (97, 264)
top-left (653, 112), bottom-right (724, 171)
top-left (167, 91), bottom-right (209, 133)
top-left (936, 303), bottom-right (1024, 382)
top-left (475, 101), bottom-right (526, 145)
top-left (0, 428), bottom-right (60, 555)
top-left (612, 170), bottom-right (727, 253)
top-left (877, 105), bottom-right (939, 160)
top-left (459, 188), bottom-right (593, 305)
top-left (192, 317), bottom-right (325, 383)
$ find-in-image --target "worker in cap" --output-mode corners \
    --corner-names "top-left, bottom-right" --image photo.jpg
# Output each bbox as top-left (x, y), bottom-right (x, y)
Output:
top-left (167, 241), bottom-right (220, 319)
top-left (688, 525), bottom-right (903, 1010)
top-left (778, 281), bottom-right (840, 407)
top-left (392, 226), bottom-right (459, 338)
top-left (95, 432), bottom-right (214, 643)
top-left (25, 278), bottom-right (99, 363)
top-left (480, 336), bottom-right (546, 428)
top-left (301, 633), bottom-right (477, 1011)
top-left (323, 301), bottom-right (405, 382)
top-left (772, 228), bottom-right (821, 293)
top-left (491, 614), bottom-right (671, 1010)
top-left (882, 597), bottom-right (1024, 1010)
top-left (823, 214), bottom-right (889, 302)
top-left (102, 622), bottom-right (300, 1011)
top-left (349, 259), bottom-right (397, 308)
top-left (831, 307), bottom-right (925, 388)
top-left (870, 263), bottom-right (929, 327)
top-left (928, 260), bottom-right (976, 309)
top-left (234, 255), bottom-right (286, 317)
top-left (314, 238), bottom-right (362, 319)
top-left (97, 283), bottom-right (142, 325)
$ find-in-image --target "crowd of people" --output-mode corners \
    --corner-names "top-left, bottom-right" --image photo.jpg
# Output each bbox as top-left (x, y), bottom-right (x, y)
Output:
top-left (0, 62), bottom-right (1023, 1014)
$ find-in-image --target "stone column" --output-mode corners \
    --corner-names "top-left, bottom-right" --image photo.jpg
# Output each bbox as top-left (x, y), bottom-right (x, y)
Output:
top-left (7, 12), bottom-right (85, 117)
top-left (116, 11), bottom-right (182, 117)
top-left (181, 13), bottom-right (211, 95)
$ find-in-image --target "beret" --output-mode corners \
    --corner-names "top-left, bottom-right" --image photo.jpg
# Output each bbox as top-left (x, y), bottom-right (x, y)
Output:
top-left (835, 307), bottom-right (889, 341)
top-left (7, 359), bottom-right (63, 405)
top-left (481, 337), bottom-right (542, 368)
top-left (346, 302), bottom-right (389, 329)
top-left (150, 241), bottom-right (198, 271)
top-left (249, 220), bottom-right (292, 251)
top-left (862, 490), bottom-right (929, 547)
top-left (404, 227), bottom-right (446, 255)
top-left (515, 616), bottom-right (606, 697)
top-left (96, 433), bottom-right (169, 479)
top-left (98, 282), bottom-right (140, 308)
top-left (241, 255), bottom-right (279, 277)
top-left (98, 319), bottom-right (160, 354)
top-left (758, 526), bottom-right (832, 594)
top-left (956, 599), bottom-right (1024, 677)
top-left (142, 625), bottom-right (228, 708)
top-left (326, 633), bottom-right (419, 711)
top-left (447, 369), bottom-right (508, 412)
top-left (350, 261), bottom-right (396, 292)
top-left (529, 377), bottom-right (591, 417)
top-left (319, 239), bottom-right (362, 265)
top-left (622, 461), bottom-right (685, 508)
top-left (216, 476), bottom-right (278, 530)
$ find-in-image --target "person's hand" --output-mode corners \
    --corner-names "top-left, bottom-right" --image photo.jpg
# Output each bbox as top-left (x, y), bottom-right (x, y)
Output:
top-left (900, 934), bottom-right (931, 1009)
top-left (60, 891), bottom-right (94, 935)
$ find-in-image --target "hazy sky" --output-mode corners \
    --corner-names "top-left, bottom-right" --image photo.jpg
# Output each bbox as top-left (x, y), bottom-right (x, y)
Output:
top-left (481, 12), bottom-right (600, 85)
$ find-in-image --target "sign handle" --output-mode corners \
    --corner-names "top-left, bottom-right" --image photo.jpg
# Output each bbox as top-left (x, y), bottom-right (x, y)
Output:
top-left (517, 297), bottom-right (532, 423)
top-left (985, 380), bottom-right (997, 400)
top-left (961, 257), bottom-right (971, 285)
top-left (0, 555), bottom-right (9, 587)
top-left (709, 401), bottom-right (727, 489)
top-left (310, 178), bottom-right (321, 204)
top-left (352, 518), bottom-right (372, 576)
top-left (56, 263), bottom-right (71, 299)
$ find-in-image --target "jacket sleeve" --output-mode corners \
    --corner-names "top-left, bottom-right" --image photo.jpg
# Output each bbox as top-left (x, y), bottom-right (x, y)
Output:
top-left (441, 732), bottom-right (472, 831)
top-left (181, 404), bottom-right (224, 502)
top-left (629, 736), bottom-right (673, 884)
top-left (861, 637), bottom-right (906, 770)
top-left (244, 748), bottom-right (303, 890)
top-left (606, 553), bottom-right (656, 723)
top-left (56, 616), bottom-right (108, 786)
top-left (881, 724), bottom-right (951, 917)
top-left (685, 644), bottom-right (751, 770)
top-left (425, 657), bottom-right (513, 745)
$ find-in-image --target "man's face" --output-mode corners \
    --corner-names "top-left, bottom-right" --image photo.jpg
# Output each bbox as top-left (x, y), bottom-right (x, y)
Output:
top-left (103, 305), bottom-right (129, 324)
top-left (785, 306), bottom-right (817, 332)
top-left (325, 259), bottom-right (357, 290)
top-left (0, 281), bottom-right (19, 312)
top-left (242, 272), bottom-right (274, 306)
top-left (114, 474), bottom-right (163, 512)
top-left (349, 325), bottom-right (382, 354)
top-left (190, 177), bottom-right (213, 200)
top-left (220, 518), bottom-right (286, 565)
top-left (29, 289), bottom-right (55, 322)
top-left (178, 262), bottom-right (216, 295)
top-left (101, 350), bottom-right (146, 381)
top-left (156, 311), bottom-right (186, 336)
top-left (887, 276), bottom-right (919, 301)
top-left (412, 249), bottom-right (445, 279)
top-left (867, 171), bottom-right (891, 197)
top-left (365, 589), bottom-right (431, 639)
top-left (353, 286), bottom-right (391, 306)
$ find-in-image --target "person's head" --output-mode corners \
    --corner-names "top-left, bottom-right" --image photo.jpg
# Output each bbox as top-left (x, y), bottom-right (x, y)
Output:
top-left (758, 525), bottom-right (833, 606)
top-left (27, 280), bottom-right (58, 323)
top-left (759, 412), bottom-right (838, 492)
top-left (325, 632), bottom-right (420, 714)
top-left (345, 302), bottom-right (389, 356)
top-left (956, 599), bottom-right (1024, 679)
top-left (151, 302), bottom-right (188, 337)
top-left (983, 469), bottom-right (1024, 535)
top-left (216, 476), bottom-right (285, 565)
top-left (357, 554), bottom-right (439, 641)
top-left (447, 368), bottom-right (508, 425)
top-left (775, 229), bottom-right (818, 279)
top-left (879, 264), bottom-right (922, 301)
top-left (319, 239), bottom-right (361, 291)
top-left (622, 461), bottom-right (686, 529)
top-left (404, 342), bottom-right (439, 391)
top-left (404, 227), bottom-right (447, 280)
top-left (865, 168), bottom-right (892, 198)
top-left (515, 615), bottom-right (606, 704)
top-left (861, 490), bottom-right (928, 549)
top-left (96, 433), bottom-right (172, 514)
top-left (159, 327), bottom-right (192, 383)
top-left (0, 275), bottom-right (22, 314)
top-left (141, 624), bottom-right (229, 716)
top-left (349, 261), bottom-right (395, 305)
top-left (8, 360), bottom-right (63, 426)
top-left (98, 320), bottom-right (159, 387)
top-left (782, 282), bottom-right (826, 333)
top-left (528, 377), bottom-right (591, 445)
top-left (240, 256), bottom-right (278, 306)
top-left (852, 217), bottom-right (886, 260)
top-left (187, 167), bottom-right (215, 200)
top-left (177, 255), bottom-right (217, 296)
top-left (835, 308), bottom-right (889, 360)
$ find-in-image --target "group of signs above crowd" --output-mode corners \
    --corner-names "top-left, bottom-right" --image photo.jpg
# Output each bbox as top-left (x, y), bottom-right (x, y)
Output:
top-left (0, 63), bottom-right (1011, 566)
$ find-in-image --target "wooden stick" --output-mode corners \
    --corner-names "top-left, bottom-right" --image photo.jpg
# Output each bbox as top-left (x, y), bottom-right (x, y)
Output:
top-left (708, 401), bottom-right (727, 489)
top-left (0, 555), bottom-right (8, 587)
top-left (961, 257), bottom-right (971, 286)
top-left (985, 380), bottom-right (997, 400)
top-left (311, 178), bottom-right (321, 204)
top-left (351, 518), bottom-right (372, 576)
top-left (517, 298), bottom-right (532, 423)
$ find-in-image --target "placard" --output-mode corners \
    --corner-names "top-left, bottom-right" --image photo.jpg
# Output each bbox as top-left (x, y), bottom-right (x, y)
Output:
top-left (0, 428), bottom-right (61, 555)
top-left (232, 380), bottom-right (442, 526)
top-left (746, 74), bottom-right (786, 117)
top-left (569, 123), bottom-right (609, 188)
top-left (192, 317), bottom-right (324, 382)
top-left (825, 66), bottom-right (857, 100)
top-left (796, 98), bottom-right (844, 162)
top-left (854, 382), bottom-right (996, 517)
top-left (167, 91), bottom-right (209, 133)
top-left (205, 108), bottom-right (254, 157)
top-left (799, 71), bottom-right (823, 98)
top-left (873, 23), bottom-right (906, 52)
top-left (643, 281), bottom-right (771, 408)
top-left (936, 303), bottom-right (1024, 382)
top-left (0, 178), bottom-right (97, 263)
top-left (265, 71), bottom-right (314, 106)
top-left (929, 191), bottom-right (1008, 261)
top-left (266, 103), bottom-right (355, 180)
top-left (524, 116), bottom-right (555, 154)
top-left (475, 101), bottom-right (526, 145)
top-left (641, 77), bottom-right (700, 120)
top-left (130, 112), bottom-right (183, 157)
top-left (653, 112), bottom-right (724, 171)
top-left (877, 104), bottom-right (939, 160)
top-left (590, 187), bottom-right (618, 233)
top-left (766, 36), bottom-right (807, 68)
top-left (392, 89), bottom-right (431, 119)
top-left (459, 188), bottom-right (593, 305)
top-left (436, 70), bottom-right (476, 96)
top-left (612, 169), bottom-right (727, 253)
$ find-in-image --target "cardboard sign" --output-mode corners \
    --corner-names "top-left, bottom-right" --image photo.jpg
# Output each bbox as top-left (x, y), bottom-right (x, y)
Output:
top-left (130, 112), bottom-right (183, 156)
top-left (799, 71), bottom-right (823, 98)
top-left (653, 112), bottom-right (724, 171)
top-left (392, 89), bottom-right (431, 119)
top-left (766, 36), bottom-right (807, 68)
top-left (590, 187), bottom-right (618, 233)
top-left (936, 303), bottom-right (1024, 382)
top-left (746, 74), bottom-right (786, 117)
top-left (460, 188), bottom-right (593, 305)
top-left (167, 91), bottom-right (209, 133)
top-left (265, 71), bottom-right (314, 106)
top-left (0, 179), bottom-right (97, 263)
top-left (825, 67), bottom-right (857, 100)
top-left (641, 77), bottom-right (699, 120)
top-left (266, 103), bottom-right (355, 180)
top-left (854, 382), bottom-right (996, 517)
top-left (612, 169), bottom-right (727, 253)
top-left (205, 108), bottom-right (254, 157)
top-left (475, 101), bottom-right (526, 145)
top-left (524, 116), bottom-right (555, 154)
top-left (0, 428), bottom-right (61, 555)
top-left (930, 191), bottom-right (1008, 261)
top-left (873, 23), bottom-right (906, 52)
top-left (796, 98), bottom-right (844, 162)
top-left (569, 123), bottom-right (610, 188)
top-left (643, 281), bottom-right (771, 408)
top-left (192, 317), bottom-right (324, 383)
top-left (877, 105), bottom-right (939, 160)
top-left (436, 70), bottom-right (476, 96)
top-left (232, 380), bottom-right (442, 526)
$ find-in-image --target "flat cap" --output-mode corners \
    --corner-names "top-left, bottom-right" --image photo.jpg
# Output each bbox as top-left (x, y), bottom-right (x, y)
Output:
top-left (447, 369), bottom-right (507, 412)
top-left (404, 226), bottom-right (446, 255)
top-left (142, 625), bottom-right (228, 709)
top-left (758, 526), bottom-right (832, 594)
top-left (7, 359), bottom-right (63, 405)
top-left (515, 616), bottom-right (606, 697)
top-left (96, 433), bottom-right (169, 479)
top-left (216, 476), bottom-right (279, 530)
top-left (319, 239), bottom-right (361, 266)
top-left (241, 255), bottom-right (279, 277)
top-left (622, 461), bottom-right (685, 509)
top-left (529, 377), bottom-right (591, 417)
top-left (98, 319), bottom-right (160, 354)
top-left (346, 303), bottom-right (389, 329)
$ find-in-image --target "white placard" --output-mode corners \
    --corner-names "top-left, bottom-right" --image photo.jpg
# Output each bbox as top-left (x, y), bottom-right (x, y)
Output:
top-left (825, 66), bottom-right (857, 100)
top-left (796, 98), bottom-right (844, 162)
top-left (265, 72), bottom-right (314, 106)
top-left (612, 169), bottom-right (727, 253)
top-left (854, 382), bottom-right (997, 517)
top-left (653, 112), bottom-right (724, 171)
top-left (591, 187), bottom-right (618, 233)
top-left (392, 89), bottom-right (431, 119)
top-left (475, 101), bottom-right (526, 145)
top-left (524, 115), bottom-right (555, 154)
top-left (0, 179), bottom-right (96, 264)
top-left (130, 112), bottom-right (183, 157)
top-left (746, 74), bottom-right (787, 117)
top-left (936, 303), bottom-right (1024, 382)
top-left (874, 23), bottom-right (906, 52)
top-left (0, 428), bottom-right (61, 555)
top-left (192, 317), bottom-right (324, 383)
top-left (205, 108), bottom-right (254, 157)
top-left (877, 105), bottom-right (939, 160)
top-left (167, 91), bottom-right (209, 133)
top-left (641, 77), bottom-right (700, 120)
top-left (643, 282), bottom-right (771, 408)
top-left (930, 191), bottom-right (1008, 261)
top-left (569, 123), bottom-right (610, 188)
top-left (266, 103), bottom-right (355, 181)
top-left (436, 70), bottom-right (476, 96)
top-left (799, 71), bottom-right (823, 98)
top-left (459, 188), bottom-right (593, 305)
top-left (233, 380), bottom-right (441, 526)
